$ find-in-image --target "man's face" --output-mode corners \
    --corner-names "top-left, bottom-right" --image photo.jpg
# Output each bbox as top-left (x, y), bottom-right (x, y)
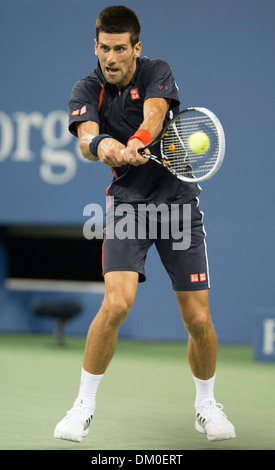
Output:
top-left (95, 32), bottom-right (141, 89)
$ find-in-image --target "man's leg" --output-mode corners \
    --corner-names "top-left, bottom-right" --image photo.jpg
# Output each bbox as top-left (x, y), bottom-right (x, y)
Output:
top-left (176, 289), bottom-right (236, 442)
top-left (83, 271), bottom-right (139, 374)
top-left (54, 271), bottom-right (139, 442)
top-left (176, 289), bottom-right (217, 380)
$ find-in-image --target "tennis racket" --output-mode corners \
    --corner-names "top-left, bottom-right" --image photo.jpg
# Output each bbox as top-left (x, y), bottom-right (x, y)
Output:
top-left (138, 107), bottom-right (225, 183)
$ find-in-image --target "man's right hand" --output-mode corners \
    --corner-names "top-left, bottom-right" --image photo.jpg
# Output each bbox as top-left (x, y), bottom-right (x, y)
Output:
top-left (97, 137), bottom-right (127, 167)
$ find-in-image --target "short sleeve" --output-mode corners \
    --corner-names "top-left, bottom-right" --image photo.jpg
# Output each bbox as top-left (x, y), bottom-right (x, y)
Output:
top-left (68, 78), bottom-right (101, 137)
top-left (143, 59), bottom-right (180, 109)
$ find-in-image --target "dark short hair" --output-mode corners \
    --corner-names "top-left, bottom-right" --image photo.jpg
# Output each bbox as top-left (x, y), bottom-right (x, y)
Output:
top-left (96, 5), bottom-right (141, 47)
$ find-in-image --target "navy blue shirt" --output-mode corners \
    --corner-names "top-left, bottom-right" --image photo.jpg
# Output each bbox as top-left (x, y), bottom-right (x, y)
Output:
top-left (68, 57), bottom-right (200, 205)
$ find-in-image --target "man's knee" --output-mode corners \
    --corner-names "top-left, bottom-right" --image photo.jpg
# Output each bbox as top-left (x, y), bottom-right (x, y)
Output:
top-left (177, 290), bottom-right (213, 338)
top-left (183, 308), bottom-right (212, 338)
top-left (100, 293), bottom-right (134, 329)
top-left (99, 271), bottom-right (138, 329)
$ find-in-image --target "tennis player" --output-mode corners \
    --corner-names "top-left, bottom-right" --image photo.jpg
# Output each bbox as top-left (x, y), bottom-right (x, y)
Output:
top-left (54, 5), bottom-right (235, 443)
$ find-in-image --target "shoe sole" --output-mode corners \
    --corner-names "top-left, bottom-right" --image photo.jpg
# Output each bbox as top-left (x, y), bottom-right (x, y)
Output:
top-left (195, 420), bottom-right (236, 442)
top-left (54, 428), bottom-right (89, 442)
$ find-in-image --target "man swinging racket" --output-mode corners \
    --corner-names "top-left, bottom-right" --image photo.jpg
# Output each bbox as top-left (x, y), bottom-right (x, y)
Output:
top-left (54, 5), bottom-right (235, 443)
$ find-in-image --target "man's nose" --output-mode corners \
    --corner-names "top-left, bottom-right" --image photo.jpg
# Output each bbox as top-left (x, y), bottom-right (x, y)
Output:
top-left (106, 50), bottom-right (116, 64)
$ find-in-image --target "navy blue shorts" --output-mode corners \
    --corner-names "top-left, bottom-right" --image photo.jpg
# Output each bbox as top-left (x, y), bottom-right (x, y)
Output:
top-left (102, 198), bottom-right (210, 291)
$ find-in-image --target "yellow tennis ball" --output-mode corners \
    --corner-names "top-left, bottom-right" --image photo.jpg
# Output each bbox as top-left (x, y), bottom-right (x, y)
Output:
top-left (188, 131), bottom-right (210, 154)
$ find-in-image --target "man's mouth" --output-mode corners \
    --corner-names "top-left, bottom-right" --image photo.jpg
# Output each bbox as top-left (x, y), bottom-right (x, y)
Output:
top-left (106, 66), bottom-right (119, 76)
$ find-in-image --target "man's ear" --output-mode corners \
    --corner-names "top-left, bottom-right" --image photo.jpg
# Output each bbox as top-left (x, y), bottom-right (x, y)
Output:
top-left (134, 41), bottom-right (142, 59)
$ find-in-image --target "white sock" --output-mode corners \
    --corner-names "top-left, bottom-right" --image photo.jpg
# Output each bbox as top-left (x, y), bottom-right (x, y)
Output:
top-left (193, 374), bottom-right (216, 409)
top-left (77, 368), bottom-right (104, 411)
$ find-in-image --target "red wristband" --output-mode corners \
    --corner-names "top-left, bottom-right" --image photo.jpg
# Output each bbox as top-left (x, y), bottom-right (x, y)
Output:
top-left (127, 129), bottom-right (152, 146)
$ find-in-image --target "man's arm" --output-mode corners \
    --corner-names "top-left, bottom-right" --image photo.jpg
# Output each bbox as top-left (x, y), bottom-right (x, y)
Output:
top-left (77, 121), bottom-right (100, 161)
top-left (142, 97), bottom-right (171, 139)
top-left (124, 97), bottom-right (171, 166)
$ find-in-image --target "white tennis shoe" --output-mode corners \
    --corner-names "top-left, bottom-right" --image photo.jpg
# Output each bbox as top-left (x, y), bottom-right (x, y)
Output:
top-left (54, 397), bottom-right (94, 442)
top-left (195, 399), bottom-right (236, 442)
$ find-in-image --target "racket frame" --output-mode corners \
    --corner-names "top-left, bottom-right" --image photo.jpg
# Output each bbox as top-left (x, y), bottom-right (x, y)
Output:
top-left (138, 107), bottom-right (225, 183)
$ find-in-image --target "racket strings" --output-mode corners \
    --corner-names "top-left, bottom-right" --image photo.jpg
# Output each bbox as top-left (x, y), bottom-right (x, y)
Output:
top-left (162, 112), bottom-right (219, 178)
